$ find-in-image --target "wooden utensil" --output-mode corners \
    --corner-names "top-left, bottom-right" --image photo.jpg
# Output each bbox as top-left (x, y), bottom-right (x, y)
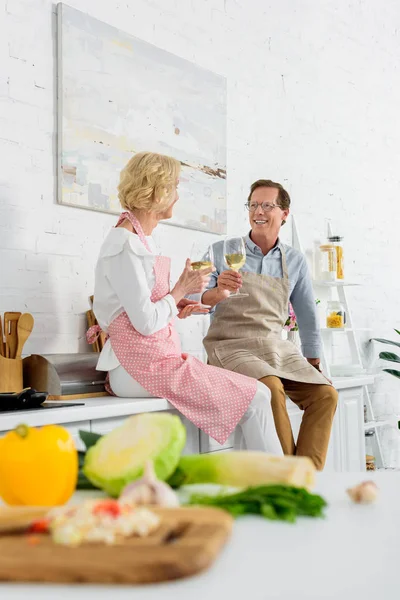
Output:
top-left (15, 313), bottom-right (34, 358)
top-left (4, 312), bottom-right (21, 359)
top-left (0, 315), bottom-right (4, 357)
top-left (0, 506), bottom-right (49, 534)
top-left (0, 506), bottom-right (233, 584)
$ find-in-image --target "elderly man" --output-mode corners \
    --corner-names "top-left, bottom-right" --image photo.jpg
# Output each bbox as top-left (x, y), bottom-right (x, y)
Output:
top-left (201, 179), bottom-right (338, 470)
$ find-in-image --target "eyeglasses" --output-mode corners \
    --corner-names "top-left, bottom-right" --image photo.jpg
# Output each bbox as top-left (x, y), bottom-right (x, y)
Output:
top-left (245, 202), bottom-right (280, 213)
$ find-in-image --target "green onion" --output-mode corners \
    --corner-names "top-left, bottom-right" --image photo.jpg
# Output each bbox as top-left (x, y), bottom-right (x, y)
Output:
top-left (188, 484), bottom-right (327, 523)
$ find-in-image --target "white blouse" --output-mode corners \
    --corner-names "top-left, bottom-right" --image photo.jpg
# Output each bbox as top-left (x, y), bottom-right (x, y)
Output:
top-left (93, 228), bottom-right (178, 372)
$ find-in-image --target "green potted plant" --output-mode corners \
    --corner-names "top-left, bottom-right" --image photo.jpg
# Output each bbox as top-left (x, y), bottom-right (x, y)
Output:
top-left (371, 329), bottom-right (400, 380)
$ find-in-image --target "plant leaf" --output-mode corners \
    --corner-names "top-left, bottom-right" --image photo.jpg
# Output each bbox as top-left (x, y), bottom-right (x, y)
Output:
top-left (371, 338), bottom-right (400, 349)
top-left (79, 430), bottom-right (102, 451)
top-left (395, 329), bottom-right (400, 336)
top-left (383, 369), bottom-right (400, 379)
top-left (379, 351), bottom-right (400, 363)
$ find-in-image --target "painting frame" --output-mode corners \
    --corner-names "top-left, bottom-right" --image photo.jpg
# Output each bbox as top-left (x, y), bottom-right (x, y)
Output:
top-left (56, 3), bottom-right (227, 234)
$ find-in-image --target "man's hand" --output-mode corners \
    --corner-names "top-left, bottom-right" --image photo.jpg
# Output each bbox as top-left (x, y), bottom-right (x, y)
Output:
top-left (307, 358), bottom-right (332, 383)
top-left (176, 298), bottom-right (210, 319)
top-left (217, 270), bottom-right (242, 294)
top-left (307, 358), bottom-right (321, 370)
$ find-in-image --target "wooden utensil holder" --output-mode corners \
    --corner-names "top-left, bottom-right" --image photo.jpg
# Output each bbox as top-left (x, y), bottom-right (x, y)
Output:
top-left (0, 355), bottom-right (23, 393)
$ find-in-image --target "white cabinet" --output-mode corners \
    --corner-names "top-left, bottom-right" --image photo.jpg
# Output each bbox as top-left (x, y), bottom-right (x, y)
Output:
top-left (90, 416), bottom-right (126, 435)
top-left (338, 387), bottom-right (365, 471)
top-left (0, 420), bottom-right (91, 451)
top-left (59, 421), bottom-right (91, 451)
top-left (287, 385), bottom-right (365, 472)
top-left (199, 431), bottom-right (234, 453)
top-left (0, 384), bottom-right (366, 473)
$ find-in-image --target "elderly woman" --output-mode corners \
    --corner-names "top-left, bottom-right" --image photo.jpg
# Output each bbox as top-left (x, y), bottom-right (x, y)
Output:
top-left (90, 151), bottom-right (282, 454)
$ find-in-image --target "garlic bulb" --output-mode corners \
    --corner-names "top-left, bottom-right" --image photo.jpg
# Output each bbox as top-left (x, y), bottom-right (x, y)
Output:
top-left (120, 460), bottom-right (180, 507)
top-left (347, 480), bottom-right (378, 504)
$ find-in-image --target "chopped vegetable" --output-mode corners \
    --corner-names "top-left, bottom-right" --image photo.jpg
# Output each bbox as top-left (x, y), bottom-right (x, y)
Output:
top-left (28, 519), bottom-right (51, 534)
top-left (83, 413), bottom-right (186, 497)
top-left (48, 499), bottom-right (160, 546)
top-left (168, 452), bottom-right (316, 490)
top-left (188, 484), bottom-right (327, 523)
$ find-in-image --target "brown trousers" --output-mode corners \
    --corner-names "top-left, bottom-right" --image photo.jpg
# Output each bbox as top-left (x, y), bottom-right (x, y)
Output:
top-left (260, 376), bottom-right (338, 471)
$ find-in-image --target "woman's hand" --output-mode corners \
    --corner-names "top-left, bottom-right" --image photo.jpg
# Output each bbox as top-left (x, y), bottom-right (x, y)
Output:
top-left (171, 259), bottom-right (214, 303)
top-left (176, 298), bottom-right (211, 319)
top-left (217, 270), bottom-right (242, 293)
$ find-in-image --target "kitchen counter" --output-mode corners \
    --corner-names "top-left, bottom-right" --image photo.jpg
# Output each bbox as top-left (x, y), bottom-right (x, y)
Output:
top-left (0, 396), bottom-right (172, 431)
top-left (0, 471), bottom-right (398, 599)
top-left (0, 374), bottom-right (374, 432)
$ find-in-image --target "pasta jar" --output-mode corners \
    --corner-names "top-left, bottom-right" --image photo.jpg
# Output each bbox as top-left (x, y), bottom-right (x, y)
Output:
top-left (326, 300), bottom-right (346, 329)
top-left (328, 235), bottom-right (344, 280)
top-left (319, 244), bottom-right (336, 281)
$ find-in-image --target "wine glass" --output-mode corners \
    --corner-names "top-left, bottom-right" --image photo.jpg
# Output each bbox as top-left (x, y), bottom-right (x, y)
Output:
top-left (223, 236), bottom-right (248, 298)
top-left (190, 242), bottom-right (214, 271)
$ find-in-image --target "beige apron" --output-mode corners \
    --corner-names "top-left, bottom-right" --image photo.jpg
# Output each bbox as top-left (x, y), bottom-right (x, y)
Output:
top-left (204, 243), bottom-right (330, 385)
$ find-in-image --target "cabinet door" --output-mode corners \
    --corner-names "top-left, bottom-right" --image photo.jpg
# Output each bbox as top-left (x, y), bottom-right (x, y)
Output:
top-left (91, 416), bottom-right (126, 436)
top-left (167, 410), bottom-right (200, 455)
top-left (62, 421), bottom-right (91, 451)
top-left (199, 431), bottom-right (234, 454)
top-left (339, 387), bottom-right (365, 472)
top-left (0, 421), bottom-right (90, 452)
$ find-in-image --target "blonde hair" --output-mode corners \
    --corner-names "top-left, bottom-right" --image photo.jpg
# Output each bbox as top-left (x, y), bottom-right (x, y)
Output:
top-left (118, 151), bottom-right (181, 213)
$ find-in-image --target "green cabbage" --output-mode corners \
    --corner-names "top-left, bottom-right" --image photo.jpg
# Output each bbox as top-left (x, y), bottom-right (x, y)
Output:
top-left (83, 413), bottom-right (186, 497)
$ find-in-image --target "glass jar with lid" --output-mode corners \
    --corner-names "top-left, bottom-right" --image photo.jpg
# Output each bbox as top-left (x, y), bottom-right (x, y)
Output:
top-left (328, 235), bottom-right (344, 280)
top-left (365, 429), bottom-right (376, 471)
top-left (319, 244), bottom-right (336, 281)
top-left (326, 300), bottom-right (346, 329)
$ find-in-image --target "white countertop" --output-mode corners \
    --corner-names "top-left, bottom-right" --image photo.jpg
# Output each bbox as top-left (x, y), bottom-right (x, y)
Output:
top-left (0, 396), bottom-right (172, 430)
top-left (0, 375), bottom-right (374, 431)
top-left (0, 471), bottom-right (398, 599)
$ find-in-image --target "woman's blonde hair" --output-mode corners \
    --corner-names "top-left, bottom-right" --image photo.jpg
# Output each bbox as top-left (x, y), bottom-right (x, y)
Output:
top-left (118, 151), bottom-right (181, 214)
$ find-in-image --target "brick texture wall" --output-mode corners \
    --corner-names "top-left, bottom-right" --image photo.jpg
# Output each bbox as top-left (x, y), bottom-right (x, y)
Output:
top-left (1, 0), bottom-right (400, 415)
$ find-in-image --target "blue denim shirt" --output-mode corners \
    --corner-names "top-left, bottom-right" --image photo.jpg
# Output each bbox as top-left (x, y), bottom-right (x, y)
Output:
top-left (199, 233), bottom-right (321, 359)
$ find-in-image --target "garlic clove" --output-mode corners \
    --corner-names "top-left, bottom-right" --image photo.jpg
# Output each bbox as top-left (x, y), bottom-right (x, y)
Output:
top-left (120, 460), bottom-right (180, 507)
top-left (347, 480), bottom-right (379, 504)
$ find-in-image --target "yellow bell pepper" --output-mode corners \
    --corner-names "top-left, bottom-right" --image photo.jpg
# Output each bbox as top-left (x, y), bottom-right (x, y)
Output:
top-left (0, 423), bottom-right (78, 506)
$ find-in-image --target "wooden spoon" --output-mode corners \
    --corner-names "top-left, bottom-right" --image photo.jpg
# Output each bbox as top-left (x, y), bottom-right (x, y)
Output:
top-left (15, 313), bottom-right (34, 358)
top-left (0, 314), bottom-right (4, 357)
top-left (4, 312), bottom-right (21, 359)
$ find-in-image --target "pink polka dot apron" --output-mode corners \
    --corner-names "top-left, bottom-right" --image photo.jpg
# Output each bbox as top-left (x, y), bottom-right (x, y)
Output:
top-left (97, 211), bottom-right (257, 445)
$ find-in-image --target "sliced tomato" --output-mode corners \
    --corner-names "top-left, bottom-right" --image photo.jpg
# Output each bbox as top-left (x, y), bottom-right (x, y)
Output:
top-left (28, 519), bottom-right (50, 534)
top-left (92, 499), bottom-right (121, 518)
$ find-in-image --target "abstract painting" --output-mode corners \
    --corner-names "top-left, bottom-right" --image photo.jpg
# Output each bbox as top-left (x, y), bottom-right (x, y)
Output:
top-left (57, 3), bottom-right (227, 233)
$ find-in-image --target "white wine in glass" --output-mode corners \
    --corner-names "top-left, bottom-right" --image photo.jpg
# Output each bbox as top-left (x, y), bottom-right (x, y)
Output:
top-left (190, 243), bottom-right (214, 271)
top-left (223, 237), bottom-right (248, 298)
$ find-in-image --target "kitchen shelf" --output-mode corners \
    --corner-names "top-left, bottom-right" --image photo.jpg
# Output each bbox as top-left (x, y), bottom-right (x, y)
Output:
top-left (364, 420), bottom-right (391, 430)
top-left (292, 216), bottom-right (384, 469)
top-left (320, 327), bottom-right (371, 333)
top-left (313, 280), bottom-right (360, 287)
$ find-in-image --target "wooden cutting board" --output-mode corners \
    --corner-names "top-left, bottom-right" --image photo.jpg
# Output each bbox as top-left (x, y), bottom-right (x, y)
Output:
top-left (0, 506), bottom-right (233, 584)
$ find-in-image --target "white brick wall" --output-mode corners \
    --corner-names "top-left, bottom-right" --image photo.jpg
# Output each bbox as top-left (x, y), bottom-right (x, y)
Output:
top-left (1, 0), bottom-right (400, 414)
